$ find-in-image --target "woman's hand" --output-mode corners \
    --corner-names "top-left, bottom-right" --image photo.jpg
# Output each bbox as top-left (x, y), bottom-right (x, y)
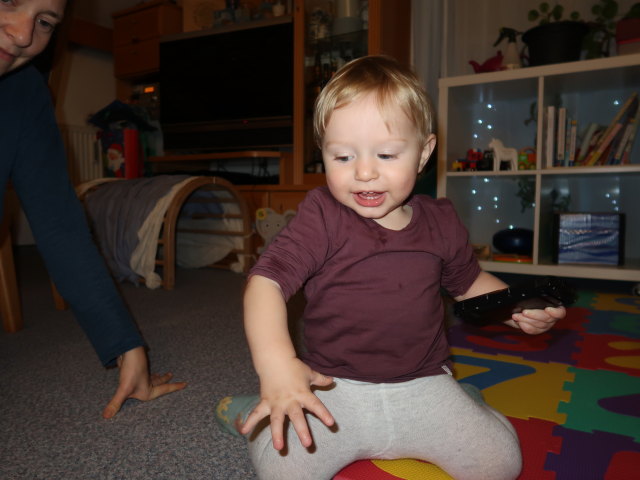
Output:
top-left (102, 346), bottom-right (187, 419)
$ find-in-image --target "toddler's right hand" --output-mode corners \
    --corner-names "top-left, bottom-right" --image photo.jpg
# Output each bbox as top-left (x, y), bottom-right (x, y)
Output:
top-left (239, 358), bottom-right (334, 450)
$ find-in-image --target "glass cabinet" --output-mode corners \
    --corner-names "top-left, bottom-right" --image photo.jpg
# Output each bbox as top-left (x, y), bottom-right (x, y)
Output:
top-left (291, 0), bottom-right (411, 184)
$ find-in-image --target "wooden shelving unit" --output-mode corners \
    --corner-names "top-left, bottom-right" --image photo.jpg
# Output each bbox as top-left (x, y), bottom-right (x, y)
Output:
top-left (438, 54), bottom-right (640, 283)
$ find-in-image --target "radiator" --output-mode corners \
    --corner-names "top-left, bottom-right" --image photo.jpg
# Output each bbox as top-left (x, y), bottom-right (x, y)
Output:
top-left (59, 124), bottom-right (102, 185)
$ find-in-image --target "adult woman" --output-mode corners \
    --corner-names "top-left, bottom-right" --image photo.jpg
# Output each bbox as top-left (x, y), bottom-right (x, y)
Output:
top-left (0, 0), bottom-right (185, 418)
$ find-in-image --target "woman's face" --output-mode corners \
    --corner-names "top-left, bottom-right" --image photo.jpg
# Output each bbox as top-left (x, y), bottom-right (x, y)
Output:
top-left (0, 0), bottom-right (66, 77)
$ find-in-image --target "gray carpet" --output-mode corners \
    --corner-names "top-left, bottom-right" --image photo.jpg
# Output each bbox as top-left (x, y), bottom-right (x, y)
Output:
top-left (0, 247), bottom-right (264, 480)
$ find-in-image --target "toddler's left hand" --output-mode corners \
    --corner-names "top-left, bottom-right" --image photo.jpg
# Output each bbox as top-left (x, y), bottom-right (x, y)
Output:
top-left (507, 306), bottom-right (566, 335)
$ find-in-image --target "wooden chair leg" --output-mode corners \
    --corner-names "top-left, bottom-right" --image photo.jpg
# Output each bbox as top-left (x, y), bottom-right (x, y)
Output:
top-left (0, 221), bottom-right (22, 333)
top-left (51, 280), bottom-right (68, 311)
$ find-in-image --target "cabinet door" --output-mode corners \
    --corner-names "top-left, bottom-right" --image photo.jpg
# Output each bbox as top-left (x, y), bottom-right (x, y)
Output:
top-left (113, 8), bottom-right (163, 47)
top-left (239, 190), bottom-right (269, 219)
top-left (114, 40), bottom-right (160, 78)
top-left (112, 4), bottom-right (182, 80)
top-left (269, 191), bottom-right (308, 213)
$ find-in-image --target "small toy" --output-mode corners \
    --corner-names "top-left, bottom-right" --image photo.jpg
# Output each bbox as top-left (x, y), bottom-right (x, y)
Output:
top-left (469, 51), bottom-right (504, 73)
top-left (453, 149), bottom-right (485, 171)
top-left (471, 243), bottom-right (491, 260)
top-left (480, 150), bottom-right (494, 171)
top-left (255, 207), bottom-right (296, 254)
top-left (518, 147), bottom-right (536, 169)
top-left (489, 138), bottom-right (518, 171)
top-left (463, 159), bottom-right (477, 170)
top-left (106, 143), bottom-right (125, 177)
top-left (467, 148), bottom-right (483, 163)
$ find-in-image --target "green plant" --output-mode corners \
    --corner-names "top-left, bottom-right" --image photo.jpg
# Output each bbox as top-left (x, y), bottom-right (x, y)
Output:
top-left (622, 2), bottom-right (640, 18)
top-left (583, 0), bottom-right (619, 58)
top-left (550, 189), bottom-right (571, 213)
top-left (516, 178), bottom-right (536, 213)
top-left (528, 2), bottom-right (580, 24)
top-left (527, 1), bottom-right (640, 59)
top-left (584, 1), bottom-right (640, 58)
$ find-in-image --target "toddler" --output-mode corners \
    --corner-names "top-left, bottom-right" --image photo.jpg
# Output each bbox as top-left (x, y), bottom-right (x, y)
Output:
top-left (216, 55), bottom-right (565, 480)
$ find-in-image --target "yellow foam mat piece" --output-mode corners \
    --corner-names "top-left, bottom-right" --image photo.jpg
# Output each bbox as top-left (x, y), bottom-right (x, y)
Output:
top-left (590, 293), bottom-right (640, 313)
top-left (605, 341), bottom-right (640, 370)
top-left (371, 459), bottom-right (453, 480)
top-left (451, 347), bottom-right (575, 424)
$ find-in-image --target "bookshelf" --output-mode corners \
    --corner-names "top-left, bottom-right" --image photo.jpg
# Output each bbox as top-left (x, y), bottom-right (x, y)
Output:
top-left (437, 54), bottom-right (640, 284)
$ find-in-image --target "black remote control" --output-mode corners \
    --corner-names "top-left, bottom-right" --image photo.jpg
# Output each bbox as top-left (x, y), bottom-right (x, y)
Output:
top-left (453, 276), bottom-right (577, 326)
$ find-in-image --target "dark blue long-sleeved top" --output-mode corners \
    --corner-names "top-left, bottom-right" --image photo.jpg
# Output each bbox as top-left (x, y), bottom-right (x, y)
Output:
top-left (0, 65), bottom-right (144, 366)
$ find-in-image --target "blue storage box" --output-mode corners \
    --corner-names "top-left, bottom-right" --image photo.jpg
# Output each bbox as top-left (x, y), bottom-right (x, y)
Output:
top-left (553, 213), bottom-right (625, 265)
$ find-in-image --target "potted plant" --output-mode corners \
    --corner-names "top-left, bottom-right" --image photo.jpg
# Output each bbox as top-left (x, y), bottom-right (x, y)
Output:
top-left (583, 0), bottom-right (640, 58)
top-left (522, 2), bottom-right (589, 66)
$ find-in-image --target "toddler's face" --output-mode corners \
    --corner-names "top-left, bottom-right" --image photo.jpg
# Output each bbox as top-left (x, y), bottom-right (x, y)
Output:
top-left (322, 92), bottom-right (434, 230)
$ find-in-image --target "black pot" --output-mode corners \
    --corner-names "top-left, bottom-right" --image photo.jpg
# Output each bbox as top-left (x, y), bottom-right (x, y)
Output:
top-left (493, 228), bottom-right (534, 255)
top-left (523, 21), bottom-right (589, 66)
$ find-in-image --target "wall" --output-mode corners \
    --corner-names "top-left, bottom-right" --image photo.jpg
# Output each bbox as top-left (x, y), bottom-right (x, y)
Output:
top-left (73, 0), bottom-right (140, 27)
top-left (443, 0), bottom-right (639, 78)
top-left (61, 0), bottom-right (640, 125)
top-left (55, 0), bottom-right (141, 126)
top-left (15, 1), bottom-right (140, 245)
top-left (55, 46), bottom-right (116, 126)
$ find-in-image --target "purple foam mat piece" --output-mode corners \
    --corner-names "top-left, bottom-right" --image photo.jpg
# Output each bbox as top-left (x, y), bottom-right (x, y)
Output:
top-left (447, 322), bottom-right (584, 365)
top-left (599, 394), bottom-right (640, 418)
top-left (545, 426), bottom-right (640, 480)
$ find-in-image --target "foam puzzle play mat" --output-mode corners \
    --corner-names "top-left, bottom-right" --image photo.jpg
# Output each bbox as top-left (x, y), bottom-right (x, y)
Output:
top-left (334, 289), bottom-right (640, 480)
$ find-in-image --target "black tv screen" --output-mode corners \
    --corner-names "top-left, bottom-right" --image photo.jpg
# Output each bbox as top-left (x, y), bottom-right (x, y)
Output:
top-left (159, 19), bottom-right (294, 151)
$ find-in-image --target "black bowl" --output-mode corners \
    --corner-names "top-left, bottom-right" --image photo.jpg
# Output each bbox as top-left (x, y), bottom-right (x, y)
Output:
top-left (493, 228), bottom-right (534, 255)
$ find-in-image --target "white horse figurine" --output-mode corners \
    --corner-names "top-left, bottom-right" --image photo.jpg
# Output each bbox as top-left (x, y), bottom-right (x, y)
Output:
top-left (488, 138), bottom-right (518, 171)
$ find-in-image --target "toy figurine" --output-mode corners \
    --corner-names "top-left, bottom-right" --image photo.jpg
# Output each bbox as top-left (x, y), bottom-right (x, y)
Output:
top-left (488, 138), bottom-right (518, 171)
top-left (255, 207), bottom-right (296, 254)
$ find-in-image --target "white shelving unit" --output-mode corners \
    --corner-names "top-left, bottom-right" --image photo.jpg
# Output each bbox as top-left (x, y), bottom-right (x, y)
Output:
top-left (437, 54), bottom-right (640, 283)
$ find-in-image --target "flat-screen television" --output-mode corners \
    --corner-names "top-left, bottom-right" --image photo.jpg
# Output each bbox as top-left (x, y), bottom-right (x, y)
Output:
top-left (159, 18), bottom-right (294, 152)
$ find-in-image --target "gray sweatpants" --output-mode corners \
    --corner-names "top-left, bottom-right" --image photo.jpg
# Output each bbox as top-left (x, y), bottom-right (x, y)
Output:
top-left (247, 372), bottom-right (522, 480)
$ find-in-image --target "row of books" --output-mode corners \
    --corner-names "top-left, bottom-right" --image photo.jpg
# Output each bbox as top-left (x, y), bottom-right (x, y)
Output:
top-left (545, 91), bottom-right (638, 168)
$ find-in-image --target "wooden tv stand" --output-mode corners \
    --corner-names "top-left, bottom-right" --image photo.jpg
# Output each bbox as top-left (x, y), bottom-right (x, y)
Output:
top-left (147, 150), bottom-right (294, 185)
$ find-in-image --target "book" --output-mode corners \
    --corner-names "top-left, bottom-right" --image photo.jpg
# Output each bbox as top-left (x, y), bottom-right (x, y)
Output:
top-left (585, 123), bottom-right (624, 166)
top-left (576, 122), bottom-right (599, 164)
top-left (545, 105), bottom-right (556, 168)
top-left (620, 118), bottom-right (638, 164)
top-left (567, 119), bottom-right (578, 166)
top-left (556, 107), bottom-right (567, 166)
top-left (613, 119), bottom-right (634, 163)
top-left (606, 127), bottom-right (625, 164)
top-left (584, 92), bottom-right (638, 166)
top-left (579, 126), bottom-right (604, 165)
top-left (604, 95), bottom-right (638, 164)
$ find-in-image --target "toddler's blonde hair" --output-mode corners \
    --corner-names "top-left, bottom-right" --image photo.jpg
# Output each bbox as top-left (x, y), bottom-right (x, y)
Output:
top-left (314, 55), bottom-right (435, 149)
